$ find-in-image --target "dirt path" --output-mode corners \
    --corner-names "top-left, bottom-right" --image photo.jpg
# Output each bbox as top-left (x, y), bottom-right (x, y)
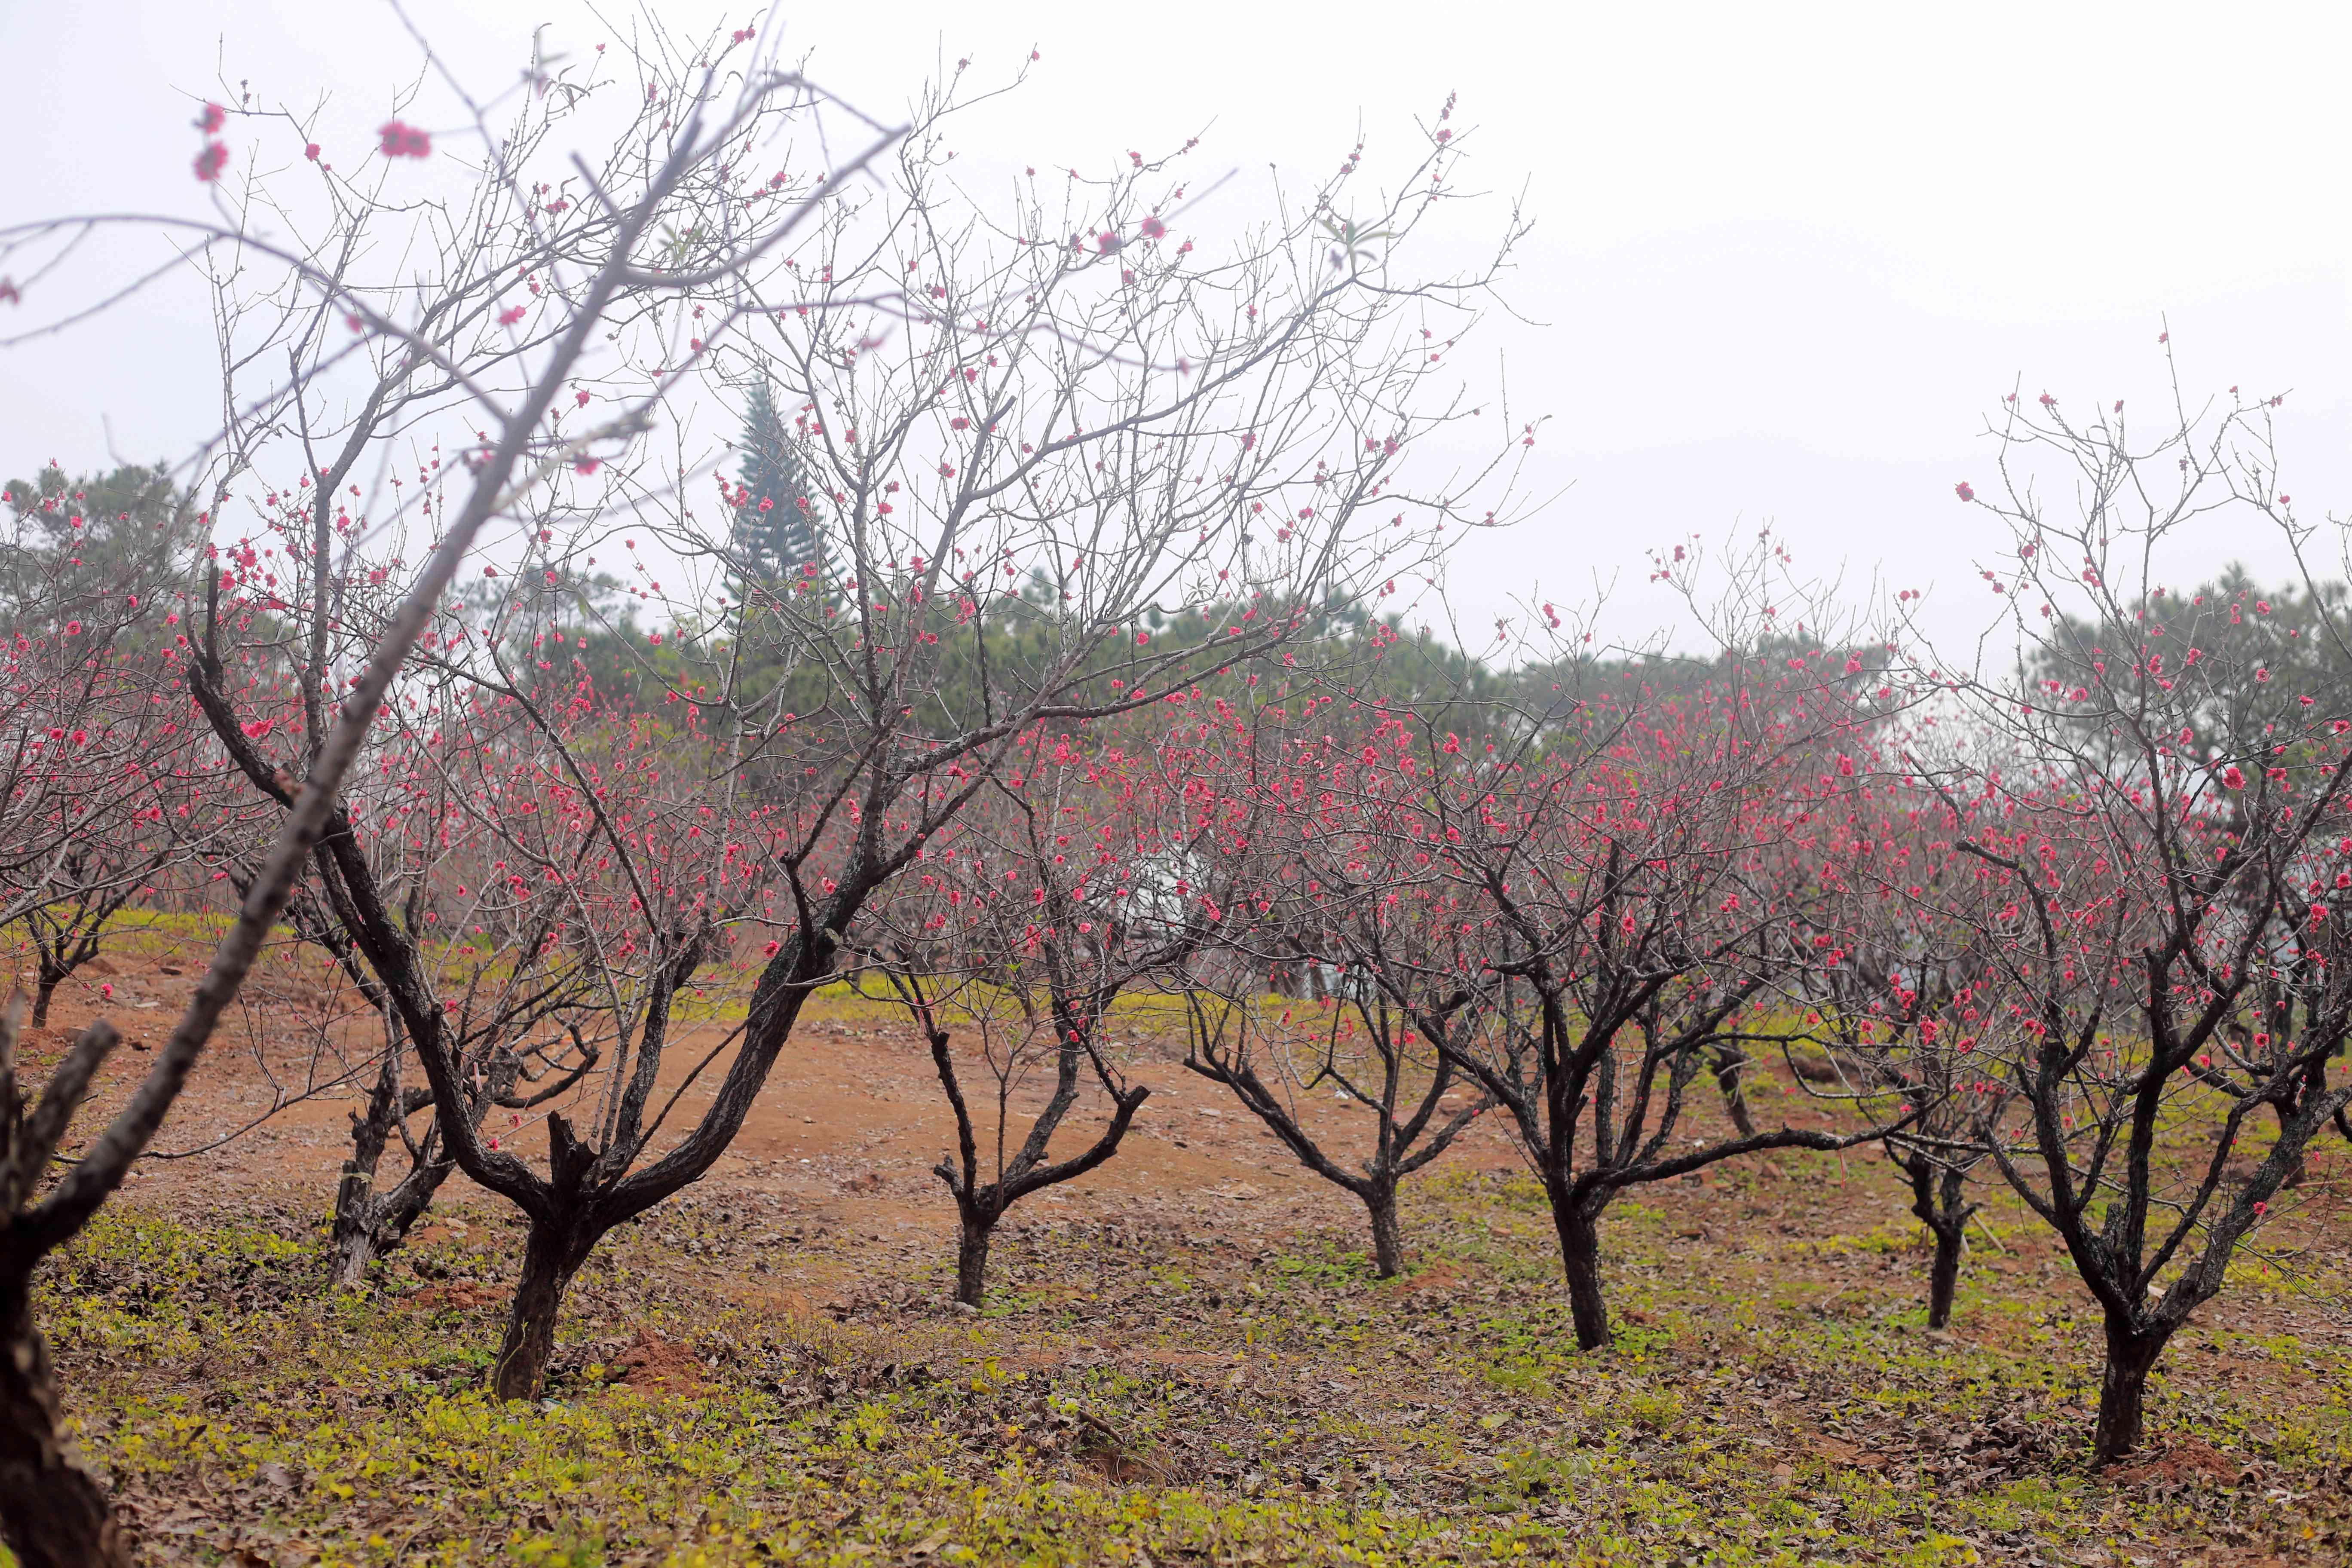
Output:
top-left (20, 934), bottom-right (1531, 1265)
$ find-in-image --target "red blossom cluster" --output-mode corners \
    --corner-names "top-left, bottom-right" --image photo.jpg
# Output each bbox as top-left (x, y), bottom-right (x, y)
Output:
top-left (377, 119), bottom-right (432, 159)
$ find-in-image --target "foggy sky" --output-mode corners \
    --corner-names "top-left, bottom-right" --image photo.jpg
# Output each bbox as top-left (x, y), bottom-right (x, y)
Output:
top-left (5, 0), bottom-right (2346, 657)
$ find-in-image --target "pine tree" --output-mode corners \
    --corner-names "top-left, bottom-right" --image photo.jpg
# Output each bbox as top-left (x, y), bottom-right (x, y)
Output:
top-left (1, 460), bottom-right (194, 619)
top-left (731, 380), bottom-right (824, 585)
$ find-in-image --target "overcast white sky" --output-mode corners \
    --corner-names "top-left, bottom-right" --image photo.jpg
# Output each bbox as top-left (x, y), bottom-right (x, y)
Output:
top-left (6, 0), bottom-right (2347, 651)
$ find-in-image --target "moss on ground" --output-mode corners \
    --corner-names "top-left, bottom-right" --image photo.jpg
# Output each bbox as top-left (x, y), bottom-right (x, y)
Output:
top-left (11, 1152), bottom-right (2349, 1566)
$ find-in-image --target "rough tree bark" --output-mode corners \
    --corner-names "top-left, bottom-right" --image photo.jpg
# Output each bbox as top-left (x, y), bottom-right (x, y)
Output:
top-left (494, 1226), bottom-right (591, 1401)
top-left (327, 1049), bottom-right (444, 1285)
top-left (1555, 1198), bottom-right (1612, 1351)
top-left (0, 1018), bottom-right (134, 1568)
top-left (29, 974), bottom-right (62, 1032)
top-left (1926, 1224), bottom-right (1964, 1329)
top-left (328, 1102), bottom-right (452, 1286)
top-left (2093, 1315), bottom-right (2173, 1465)
top-left (490, 1115), bottom-right (600, 1401)
top-left (1364, 1187), bottom-right (1406, 1280)
top-left (954, 1216), bottom-right (993, 1308)
top-left (0, 1286), bottom-right (129, 1568)
top-left (1896, 1152), bottom-right (1977, 1330)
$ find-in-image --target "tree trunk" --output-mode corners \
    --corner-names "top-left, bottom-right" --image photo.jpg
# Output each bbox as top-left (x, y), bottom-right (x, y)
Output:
top-left (2270, 1100), bottom-right (2306, 1190)
top-left (328, 1070), bottom-right (452, 1287)
top-left (330, 1171), bottom-right (444, 1287)
top-left (2092, 1314), bottom-right (2172, 1466)
top-left (30, 975), bottom-right (58, 1031)
top-left (1926, 1222), bottom-right (1964, 1329)
top-left (344, 1157), bottom-right (454, 1287)
top-left (1365, 1190), bottom-right (1405, 1280)
top-left (1711, 1050), bottom-right (1755, 1137)
top-left (1901, 1157), bottom-right (1973, 1329)
top-left (328, 1218), bottom-right (379, 1291)
top-left (491, 1223), bottom-right (584, 1401)
top-left (954, 1216), bottom-right (992, 1308)
top-left (329, 1055), bottom-right (401, 1285)
top-left (0, 1283), bottom-right (132, 1568)
top-left (1556, 1204), bottom-right (1611, 1351)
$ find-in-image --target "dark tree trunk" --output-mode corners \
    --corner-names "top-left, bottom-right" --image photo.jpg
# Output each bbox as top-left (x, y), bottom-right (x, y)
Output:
top-left (1711, 1050), bottom-right (1756, 1137)
top-left (954, 1215), bottom-right (993, 1308)
top-left (329, 1054), bottom-right (401, 1285)
top-left (1926, 1222), bottom-right (1964, 1329)
top-left (327, 1060), bottom-right (452, 1287)
top-left (1365, 1189), bottom-right (1405, 1280)
top-left (1556, 1204), bottom-right (1611, 1350)
top-left (492, 1222), bottom-right (585, 1401)
top-left (2270, 1099), bottom-right (2306, 1190)
top-left (0, 1285), bottom-right (132, 1568)
top-left (2092, 1314), bottom-right (2172, 1466)
top-left (30, 975), bottom-right (60, 1031)
top-left (486, 1112), bottom-right (612, 1402)
top-left (1902, 1159), bottom-right (1973, 1329)
top-left (330, 1156), bottom-right (452, 1288)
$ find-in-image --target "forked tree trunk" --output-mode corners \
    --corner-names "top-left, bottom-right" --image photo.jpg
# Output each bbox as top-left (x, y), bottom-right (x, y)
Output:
top-left (329, 1055), bottom-right (401, 1285)
top-left (327, 1060), bottom-right (452, 1287)
top-left (330, 1158), bottom-right (452, 1288)
top-left (1926, 1222), bottom-right (1965, 1330)
top-left (1903, 1159), bottom-right (1973, 1330)
top-left (954, 1216), bottom-right (993, 1308)
top-left (1555, 1203), bottom-right (1611, 1351)
top-left (0, 1283), bottom-right (132, 1568)
top-left (492, 1222), bottom-right (588, 1401)
top-left (2092, 1314), bottom-right (2173, 1466)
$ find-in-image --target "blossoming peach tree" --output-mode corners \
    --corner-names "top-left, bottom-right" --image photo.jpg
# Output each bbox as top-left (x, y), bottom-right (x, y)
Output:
top-left (0, 16), bottom-right (916, 1559)
top-left (1932, 368), bottom-right (2352, 1463)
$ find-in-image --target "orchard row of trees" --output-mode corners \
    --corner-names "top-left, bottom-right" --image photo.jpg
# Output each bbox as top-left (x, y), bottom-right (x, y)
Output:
top-left (0, 18), bottom-right (2346, 1567)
